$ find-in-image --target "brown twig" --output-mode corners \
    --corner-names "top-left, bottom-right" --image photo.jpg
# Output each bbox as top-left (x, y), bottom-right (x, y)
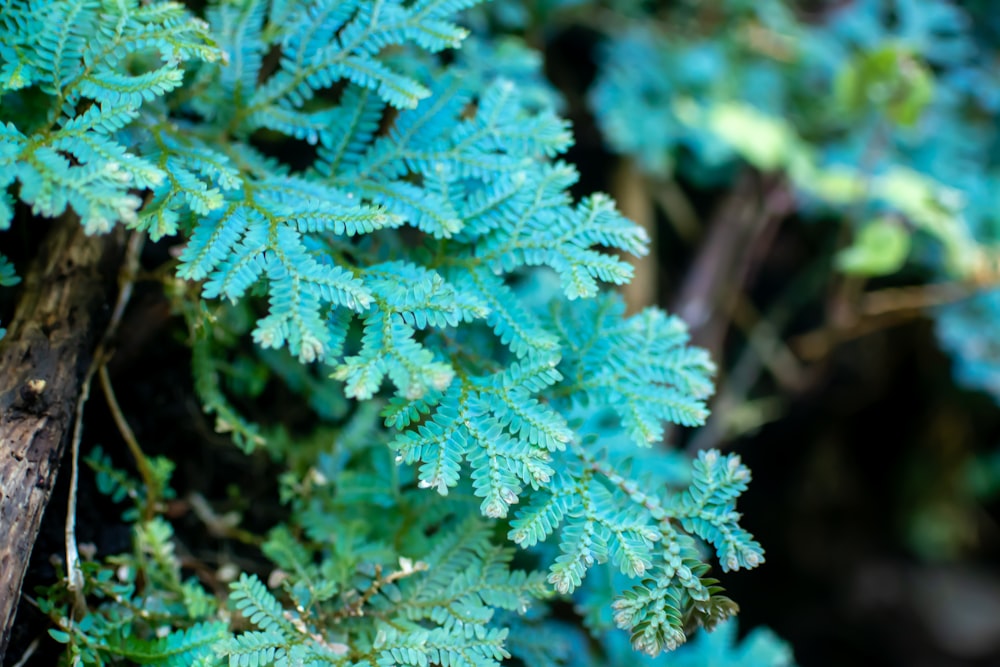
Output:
top-left (651, 176), bottom-right (701, 244)
top-left (65, 231), bottom-right (145, 613)
top-left (98, 365), bottom-right (158, 520)
top-left (792, 281), bottom-right (977, 361)
top-left (730, 295), bottom-right (807, 392)
top-left (8, 637), bottom-right (38, 667)
top-left (64, 356), bottom-right (97, 613)
top-left (334, 559), bottom-right (428, 622)
top-left (673, 171), bottom-right (794, 360)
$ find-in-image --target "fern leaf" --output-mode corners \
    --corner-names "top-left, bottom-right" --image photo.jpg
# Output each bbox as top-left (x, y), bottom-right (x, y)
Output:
top-left (672, 451), bottom-right (765, 573)
top-left (220, 630), bottom-right (286, 667)
top-left (229, 573), bottom-right (297, 637)
top-left (508, 487), bottom-right (573, 549)
top-left (390, 385), bottom-right (468, 491)
top-left (110, 622), bottom-right (229, 667)
top-left (314, 87), bottom-right (385, 176)
top-left (459, 267), bottom-right (559, 360)
top-left (612, 577), bottom-right (687, 656)
top-left (549, 294), bottom-right (715, 446)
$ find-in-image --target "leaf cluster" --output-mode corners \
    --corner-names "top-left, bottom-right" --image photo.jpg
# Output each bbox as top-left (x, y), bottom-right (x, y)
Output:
top-left (1, 0), bottom-right (773, 665)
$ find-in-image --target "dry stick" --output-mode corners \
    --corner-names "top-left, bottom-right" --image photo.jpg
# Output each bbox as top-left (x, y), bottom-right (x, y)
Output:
top-left (0, 219), bottom-right (126, 661)
top-left (651, 176), bottom-right (700, 244)
top-left (862, 281), bottom-right (975, 316)
top-left (671, 175), bottom-right (793, 450)
top-left (792, 281), bottom-right (977, 361)
top-left (64, 360), bottom-right (97, 612)
top-left (673, 172), bottom-right (792, 360)
top-left (98, 365), bottom-right (157, 518)
top-left (729, 295), bottom-right (807, 392)
top-left (186, 492), bottom-right (263, 546)
top-left (8, 637), bottom-right (38, 667)
top-left (686, 251), bottom-right (838, 454)
top-left (687, 296), bottom-right (802, 454)
top-left (65, 231), bottom-right (144, 615)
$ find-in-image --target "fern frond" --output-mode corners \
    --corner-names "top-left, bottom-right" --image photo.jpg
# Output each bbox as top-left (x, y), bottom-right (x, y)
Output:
top-left (108, 621), bottom-right (229, 667)
top-left (612, 576), bottom-right (687, 656)
top-left (314, 87), bottom-right (385, 176)
top-left (458, 267), bottom-right (560, 360)
top-left (178, 179), bottom-right (399, 363)
top-left (230, 573), bottom-right (297, 637)
top-left (375, 625), bottom-right (510, 667)
top-left (220, 630), bottom-right (287, 667)
top-left (672, 451), bottom-right (765, 573)
top-left (508, 487), bottom-right (572, 549)
top-left (0, 0), bottom-right (218, 231)
top-left (4, 2), bottom-right (773, 662)
top-left (0, 253), bottom-right (20, 287)
top-left (549, 294), bottom-right (715, 445)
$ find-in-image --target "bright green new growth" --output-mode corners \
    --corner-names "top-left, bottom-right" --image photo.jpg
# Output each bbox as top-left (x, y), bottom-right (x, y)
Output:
top-left (1, 0), bottom-right (764, 664)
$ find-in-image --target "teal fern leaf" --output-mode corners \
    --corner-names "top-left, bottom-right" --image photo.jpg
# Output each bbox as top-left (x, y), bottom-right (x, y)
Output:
top-left (550, 294), bottom-right (715, 444)
top-left (0, 0), bottom-right (218, 231)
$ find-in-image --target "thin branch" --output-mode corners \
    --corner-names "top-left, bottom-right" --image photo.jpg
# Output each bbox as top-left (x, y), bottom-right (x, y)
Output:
top-left (65, 231), bottom-right (144, 611)
top-left (729, 295), bottom-right (806, 392)
top-left (862, 281), bottom-right (975, 317)
top-left (98, 365), bottom-right (159, 521)
top-left (673, 172), bottom-right (793, 359)
top-left (64, 357), bottom-right (96, 614)
top-left (651, 176), bottom-right (700, 244)
top-left (186, 492), bottom-right (263, 546)
top-left (8, 638), bottom-right (38, 667)
top-left (793, 281), bottom-right (977, 361)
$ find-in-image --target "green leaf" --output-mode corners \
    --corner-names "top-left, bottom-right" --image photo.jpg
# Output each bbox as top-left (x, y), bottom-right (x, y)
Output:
top-left (835, 44), bottom-right (934, 126)
top-left (707, 104), bottom-right (800, 173)
top-left (836, 217), bottom-right (911, 276)
top-left (48, 629), bottom-right (71, 644)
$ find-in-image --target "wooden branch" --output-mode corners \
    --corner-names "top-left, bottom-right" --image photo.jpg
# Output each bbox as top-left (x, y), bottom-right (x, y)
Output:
top-left (672, 172), bottom-right (792, 360)
top-left (0, 218), bottom-right (125, 661)
top-left (792, 282), bottom-right (976, 361)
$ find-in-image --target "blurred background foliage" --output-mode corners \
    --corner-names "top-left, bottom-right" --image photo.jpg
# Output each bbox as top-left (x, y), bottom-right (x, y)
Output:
top-left (471, 0), bottom-right (1000, 664)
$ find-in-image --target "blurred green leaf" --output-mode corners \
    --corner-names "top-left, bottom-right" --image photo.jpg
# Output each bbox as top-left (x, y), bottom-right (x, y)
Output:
top-left (836, 217), bottom-right (911, 276)
top-left (835, 44), bottom-right (934, 126)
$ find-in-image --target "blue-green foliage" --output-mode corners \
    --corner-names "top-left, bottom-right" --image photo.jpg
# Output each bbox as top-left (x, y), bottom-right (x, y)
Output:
top-left (0, 0), bottom-right (219, 233)
top-left (2, 0), bottom-right (766, 663)
top-left (590, 27), bottom-right (771, 179)
top-left (0, 253), bottom-right (18, 338)
top-left (41, 420), bottom-right (551, 667)
top-left (221, 482), bottom-right (548, 667)
top-left (589, 1), bottom-right (800, 181)
top-left (38, 507), bottom-right (228, 666)
top-left (586, 0), bottom-right (988, 252)
top-left (665, 618), bottom-right (794, 667)
top-left (814, 0), bottom-right (1000, 405)
top-left (589, 617), bottom-right (794, 667)
top-left (937, 290), bottom-right (1000, 401)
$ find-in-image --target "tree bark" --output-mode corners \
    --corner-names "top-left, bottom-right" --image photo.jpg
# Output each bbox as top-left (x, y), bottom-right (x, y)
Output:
top-left (0, 219), bottom-right (125, 661)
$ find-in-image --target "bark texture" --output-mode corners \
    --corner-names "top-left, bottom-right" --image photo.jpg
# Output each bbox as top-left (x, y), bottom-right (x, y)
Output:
top-left (0, 219), bottom-right (124, 660)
